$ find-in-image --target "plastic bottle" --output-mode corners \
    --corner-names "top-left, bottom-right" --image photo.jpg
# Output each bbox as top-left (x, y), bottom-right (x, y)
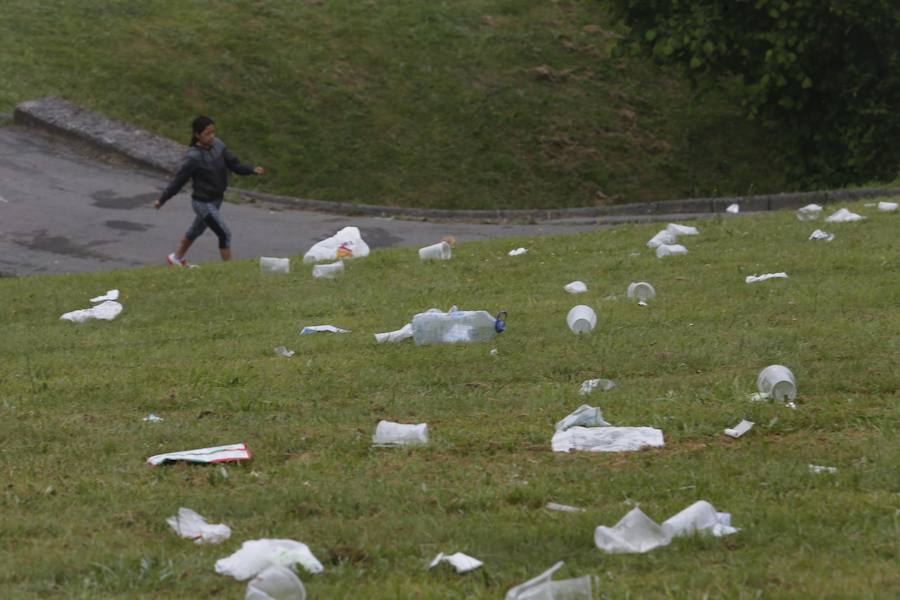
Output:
top-left (411, 308), bottom-right (507, 345)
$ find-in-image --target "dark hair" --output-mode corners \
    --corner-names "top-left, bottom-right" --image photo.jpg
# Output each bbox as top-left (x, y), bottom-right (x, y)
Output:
top-left (189, 115), bottom-right (215, 146)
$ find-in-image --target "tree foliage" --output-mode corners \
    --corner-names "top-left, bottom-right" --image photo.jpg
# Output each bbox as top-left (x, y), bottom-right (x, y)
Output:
top-left (607, 0), bottom-right (900, 187)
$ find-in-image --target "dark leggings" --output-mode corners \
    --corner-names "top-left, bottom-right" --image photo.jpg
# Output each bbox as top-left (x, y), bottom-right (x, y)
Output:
top-left (185, 198), bottom-right (231, 249)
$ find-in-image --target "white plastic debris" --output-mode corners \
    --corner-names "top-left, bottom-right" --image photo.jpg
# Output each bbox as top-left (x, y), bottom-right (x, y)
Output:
top-left (373, 420), bottom-right (428, 447)
top-left (808, 464), bottom-right (838, 474)
top-left (726, 203), bottom-right (740, 214)
top-left (564, 281), bottom-right (588, 294)
top-left (757, 364), bottom-right (797, 401)
top-left (555, 405), bottom-right (610, 431)
top-left (490, 348), bottom-right (498, 356)
top-left (809, 229), bottom-right (834, 241)
top-left (878, 201), bottom-right (898, 212)
top-left (579, 378), bottom-right (616, 395)
top-left (724, 419), bottom-right (754, 439)
top-left (374, 323), bottom-right (413, 344)
top-left (552, 426), bottom-right (664, 453)
top-left (312, 260), bottom-right (345, 279)
top-left (796, 203), bottom-right (823, 221)
top-left (546, 502), bottom-right (585, 513)
top-left (167, 507), bottom-right (231, 544)
top-left (299, 325), bottom-right (350, 335)
top-left (626, 282), bottom-right (655, 305)
top-left (216, 539), bottom-right (324, 581)
top-left (260, 257), bottom-right (290, 274)
top-left (143, 413), bottom-right (163, 423)
top-left (646, 229), bottom-right (677, 249)
top-left (428, 552), bottom-right (483, 574)
top-left (274, 346), bottom-right (295, 357)
top-left (146, 442), bottom-right (251, 466)
top-left (303, 226), bottom-right (370, 263)
top-left (60, 300), bottom-right (123, 323)
top-left (745, 272), bottom-right (788, 284)
top-left (655, 244), bottom-right (688, 258)
top-left (594, 501), bottom-right (738, 554)
top-left (245, 565), bottom-right (306, 600)
top-left (665, 223), bottom-right (699, 236)
top-left (419, 241), bottom-right (452, 261)
top-left (90, 289), bottom-right (119, 302)
top-left (566, 305), bottom-right (597, 334)
top-left (508, 247), bottom-right (528, 256)
top-left (825, 208), bottom-right (865, 223)
top-left (505, 561), bottom-right (598, 600)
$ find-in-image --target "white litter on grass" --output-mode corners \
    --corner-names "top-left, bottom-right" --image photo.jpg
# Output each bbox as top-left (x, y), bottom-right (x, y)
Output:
top-left (146, 443), bottom-right (251, 466)
top-left (878, 201), bottom-right (898, 212)
top-left (656, 244), bottom-right (688, 258)
top-left (546, 502), bottom-right (586, 513)
top-left (167, 507), bottom-right (231, 544)
top-left (143, 413), bottom-right (163, 423)
top-left (60, 300), bottom-right (123, 323)
top-left (508, 247), bottom-right (528, 256)
top-left (745, 272), bottom-right (788, 284)
top-left (808, 464), bottom-right (838, 474)
top-left (505, 561), bottom-right (598, 600)
top-left (299, 325), bottom-right (350, 335)
top-left (579, 378), bottom-right (616, 395)
top-left (372, 420), bottom-right (428, 447)
top-left (490, 348), bottom-right (498, 356)
top-left (428, 552), bottom-right (483, 574)
top-left (552, 426), bottom-right (663, 453)
top-left (726, 203), bottom-right (740, 214)
top-left (724, 419), bottom-right (754, 439)
top-left (215, 539), bottom-right (324, 581)
top-left (796, 203), bottom-right (823, 221)
top-left (90, 289), bottom-right (119, 302)
top-left (260, 257), bottom-right (290, 274)
top-left (564, 281), bottom-right (588, 294)
top-left (646, 229), bottom-right (676, 249)
top-left (594, 500), bottom-right (738, 554)
top-left (303, 226), bottom-right (370, 264)
top-left (245, 565), bottom-right (306, 600)
top-left (825, 208), bottom-right (865, 223)
top-left (374, 323), bottom-right (413, 344)
top-left (274, 346), bottom-right (296, 357)
top-left (809, 229), bottom-right (835, 241)
top-left (666, 223), bottom-right (699, 236)
top-left (555, 405), bottom-right (610, 431)
top-left (312, 260), bottom-right (344, 279)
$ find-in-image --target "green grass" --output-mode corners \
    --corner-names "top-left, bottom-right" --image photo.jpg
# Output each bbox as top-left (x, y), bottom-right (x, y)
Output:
top-left (0, 0), bottom-right (790, 210)
top-left (1, 201), bottom-right (898, 598)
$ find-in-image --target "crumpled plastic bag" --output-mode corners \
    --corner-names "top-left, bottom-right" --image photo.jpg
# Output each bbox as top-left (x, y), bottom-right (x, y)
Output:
top-left (809, 229), bottom-right (834, 241)
top-left (655, 244), bottom-right (688, 258)
top-left (552, 426), bottom-right (663, 453)
top-left (374, 323), bottom-right (413, 343)
top-left (245, 565), bottom-right (306, 600)
top-left (745, 272), bottom-right (788, 284)
top-left (825, 208), bottom-right (865, 223)
top-left (594, 500), bottom-right (738, 554)
top-left (372, 420), bottom-right (428, 446)
top-left (215, 539), bottom-right (324, 581)
top-left (90, 289), bottom-right (119, 302)
top-left (579, 378), bottom-right (616, 395)
top-left (725, 203), bottom-right (740, 214)
top-left (167, 507), bottom-right (231, 544)
top-left (505, 561), bottom-right (598, 600)
top-left (508, 248), bottom-right (528, 256)
top-left (564, 281), bottom-right (588, 294)
top-left (303, 226), bottom-right (369, 264)
top-left (796, 203), bottom-right (822, 221)
top-left (428, 552), bottom-right (483, 574)
top-left (555, 405), bottom-right (610, 432)
top-left (60, 300), bottom-right (123, 323)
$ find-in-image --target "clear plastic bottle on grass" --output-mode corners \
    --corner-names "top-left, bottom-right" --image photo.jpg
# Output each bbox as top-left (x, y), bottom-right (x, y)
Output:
top-left (411, 307), bottom-right (507, 345)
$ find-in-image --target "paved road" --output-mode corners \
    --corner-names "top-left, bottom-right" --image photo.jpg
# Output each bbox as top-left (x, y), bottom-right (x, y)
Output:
top-left (0, 125), bottom-right (612, 277)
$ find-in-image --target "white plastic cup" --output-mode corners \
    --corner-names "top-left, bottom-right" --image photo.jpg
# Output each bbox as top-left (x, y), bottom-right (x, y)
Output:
top-left (246, 564), bottom-right (306, 600)
top-left (796, 204), bottom-right (822, 221)
top-left (260, 257), bottom-right (290, 274)
top-left (312, 260), bottom-right (344, 279)
top-left (627, 282), bottom-right (656, 303)
top-left (372, 420), bottom-right (428, 446)
top-left (756, 365), bottom-right (797, 401)
top-left (418, 241), bottom-right (452, 261)
top-left (566, 305), bottom-right (597, 334)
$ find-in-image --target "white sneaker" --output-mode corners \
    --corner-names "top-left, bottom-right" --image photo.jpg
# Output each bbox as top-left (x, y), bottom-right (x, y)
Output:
top-left (166, 253), bottom-right (187, 267)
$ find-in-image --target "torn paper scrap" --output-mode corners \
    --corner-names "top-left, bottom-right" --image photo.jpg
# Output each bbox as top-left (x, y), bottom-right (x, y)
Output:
top-left (580, 378), bottom-right (616, 395)
top-left (60, 300), bottom-right (123, 323)
top-left (878, 201), bottom-right (898, 212)
top-left (508, 248), bottom-right (528, 256)
top-left (303, 226), bottom-right (370, 264)
top-left (656, 244), bottom-right (688, 258)
top-left (809, 229), bottom-right (834, 241)
top-left (646, 229), bottom-right (677, 249)
top-left (167, 507), bottom-right (231, 544)
top-left (428, 552), bottom-right (483, 574)
top-left (374, 323), bottom-right (413, 344)
top-left (724, 419), bottom-right (754, 439)
top-left (90, 289), bottom-right (119, 302)
top-left (505, 561), bottom-right (598, 600)
top-left (373, 420), bottom-right (428, 446)
top-left (546, 502), bottom-right (585, 513)
top-left (274, 346), bottom-right (295, 357)
top-left (564, 281), bottom-right (588, 294)
top-left (552, 426), bottom-right (663, 453)
top-left (796, 203), bottom-right (823, 221)
top-left (825, 208), bottom-right (865, 223)
top-left (745, 272), bottom-right (788, 284)
top-left (808, 464), bottom-right (838, 474)
top-left (245, 565), bottom-right (306, 600)
top-left (726, 203), bottom-right (740, 214)
top-left (143, 413), bottom-right (163, 423)
top-left (299, 325), bottom-right (350, 335)
top-left (555, 405), bottom-right (610, 432)
top-left (147, 443), bottom-right (251, 466)
top-left (666, 223), bottom-right (699, 236)
top-left (215, 539), bottom-right (324, 581)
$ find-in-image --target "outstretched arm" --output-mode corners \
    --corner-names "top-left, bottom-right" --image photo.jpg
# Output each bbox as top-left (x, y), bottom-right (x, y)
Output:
top-left (223, 147), bottom-right (263, 176)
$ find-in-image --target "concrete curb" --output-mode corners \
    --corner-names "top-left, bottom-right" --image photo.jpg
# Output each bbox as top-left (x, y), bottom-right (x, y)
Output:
top-left (14, 96), bottom-right (900, 223)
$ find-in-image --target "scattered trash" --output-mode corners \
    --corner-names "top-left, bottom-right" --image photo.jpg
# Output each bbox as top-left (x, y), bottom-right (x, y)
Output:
top-left (374, 323), bottom-right (414, 344)
top-left (552, 426), bottom-right (664, 453)
top-left (312, 260), bottom-right (345, 279)
top-left (556, 405), bottom-right (610, 431)
top-left (428, 552), bottom-right (483, 574)
top-left (796, 204), bottom-right (823, 221)
top-left (579, 378), bottom-right (616, 395)
top-left (745, 272), bottom-right (788, 284)
top-left (626, 282), bottom-right (655, 306)
top-left (167, 507), bottom-right (231, 544)
top-left (303, 226), bottom-right (369, 263)
top-left (299, 325), bottom-right (350, 335)
top-left (245, 565), bottom-right (306, 600)
top-left (490, 348), bottom-right (499, 356)
top-left (594, 500), bottom-right (738, 554)
top-left (419, 241), bottom-right (452, 261)
top-left (724, 419), bottom-right (754, 439)
top-left (809, 229), bottom-right (835, 241)
top-left (143, 413), bottom-right (163, 423)
top-left (215, 539), bottom-right (324, 581)
top-left (260, 257), bottom-right (290, 274)
top-left (546, 502), bottom-right (585, 513)
top-left (666, 223), bottom-right (699, 236)
top-left (825, 208), bottom-right (865, 223)
top-left (757, 364), bottom-right (797, 401)
top-left (646, 230), bottom-right (677, 249)
top-left (90, 289), bottom-right (119, 302)
top-left (146, 442), bottom-right (251, 466)
top-left (508, 247), bottom-right (528, 256)
top-left (274, 346), bottom-right (296, 357)
top-left (60, 300), bottom-right (123, 323)
top-left (878, 201), bottom-right (898, 212)
top-left (566, 305), bottom-right (597, 334)
top-left (808, 464), bottom-right (838, 474)
top-left (505, 561), bottom-right (598, 600)
top-left (655, 244), bottom-right (688, 258)
top-left (411, 307), bottom-right (506, 345)
top-left (726, 203), bottom-right (740, 214)
top-left (373, 420), bottom-right (428, 446)
top-left (564, 281), bottom-right (588, 294)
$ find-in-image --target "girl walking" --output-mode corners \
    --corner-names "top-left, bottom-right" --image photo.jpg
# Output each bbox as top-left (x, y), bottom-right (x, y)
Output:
top-left (154, 116), bottom-right (264, 265)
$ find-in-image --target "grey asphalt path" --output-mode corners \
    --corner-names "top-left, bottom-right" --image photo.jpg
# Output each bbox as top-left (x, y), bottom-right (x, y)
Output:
top-left (0, 125), bottom-right (613, 277)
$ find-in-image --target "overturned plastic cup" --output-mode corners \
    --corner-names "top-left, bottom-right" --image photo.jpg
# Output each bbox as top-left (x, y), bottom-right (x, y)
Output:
top-left (757, 365), bottom-right (797, 401)
top-left (419, 241), bottom-right (452, 261)
top-left (373, 420), bottom-right (428, 446)
top-left (627, 282), bottom-right (656, 305)
top-left (312, 260), bottom-right (344, 279)
top-left (566, 305), bottom-right (597, 335)
top-left (260, 257), bottom-right (290, 274)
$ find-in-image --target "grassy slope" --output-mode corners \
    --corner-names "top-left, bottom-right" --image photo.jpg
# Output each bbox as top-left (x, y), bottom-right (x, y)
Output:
top-left (1, 201), bottom-right (898, 598)
top-left (0, 0), bottom-right (788, 210)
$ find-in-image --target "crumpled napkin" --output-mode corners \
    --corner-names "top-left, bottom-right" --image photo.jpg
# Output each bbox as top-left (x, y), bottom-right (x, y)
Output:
top-left (60, 300), bottom-right (123, 323)
top-left (552, 426), bottom-right (663, 452)
top-left (215, 539), bottom-right (324, 581)
top-left (167, 507), bottom-right (231, 544)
